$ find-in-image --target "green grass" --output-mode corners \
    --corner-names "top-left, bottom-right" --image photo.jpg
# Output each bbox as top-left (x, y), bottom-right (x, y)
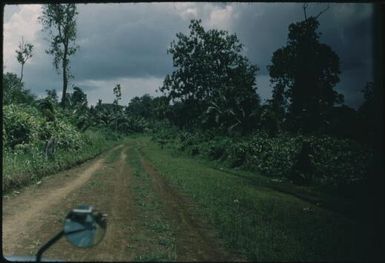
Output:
top-left (126, 146), bottom-right (177, 261)
top-left (130, 135), bottom-right (372, 261)
top-left (104, 145), bottom-right (123, 164)
top-left (155, 135), bottom-right (372, 222)
top-left (192, 160), bottom-right (370, 221)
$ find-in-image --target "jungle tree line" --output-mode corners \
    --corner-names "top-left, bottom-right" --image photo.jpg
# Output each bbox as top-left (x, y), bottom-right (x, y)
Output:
top-left (153, 17), bottom-right (375, 145)
top-left (4, 4), bottom-right (377, 146)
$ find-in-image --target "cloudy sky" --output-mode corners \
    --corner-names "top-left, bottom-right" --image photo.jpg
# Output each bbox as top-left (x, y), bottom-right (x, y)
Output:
top-left (3, 3), bottom-right (374, 108)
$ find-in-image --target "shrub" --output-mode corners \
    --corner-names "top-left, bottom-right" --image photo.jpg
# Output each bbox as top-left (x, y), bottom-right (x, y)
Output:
top-left (153, 127), bottom-right (373, 187)
top-left (3, 104), bottom-right (44, 149)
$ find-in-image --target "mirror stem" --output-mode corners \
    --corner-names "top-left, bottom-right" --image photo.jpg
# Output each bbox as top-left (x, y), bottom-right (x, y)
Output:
top-left (36, 230), bottom-right (64, 263)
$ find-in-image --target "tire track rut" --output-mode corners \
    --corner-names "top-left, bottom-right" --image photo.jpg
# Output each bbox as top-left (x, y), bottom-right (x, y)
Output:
top-left (139, 154), bottom-right (240, 261)
top-left (3, 143), bottom-right (243, 261)
top-left (2, 157), bottom-right (103, 255)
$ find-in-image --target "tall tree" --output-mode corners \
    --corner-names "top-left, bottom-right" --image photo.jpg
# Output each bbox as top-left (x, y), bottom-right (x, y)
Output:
top-left (268, 16), bottom-right (342, 132)
top-left (160, 19), bottom-right (260, 133)
top-left (39, 4), bottom-right (79, 108)
top-left (15, 37), bottom-right (33, 81)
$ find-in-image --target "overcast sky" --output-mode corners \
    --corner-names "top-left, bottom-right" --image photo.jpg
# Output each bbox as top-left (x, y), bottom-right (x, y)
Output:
top-left (3, 3), bottom-right (374, 108)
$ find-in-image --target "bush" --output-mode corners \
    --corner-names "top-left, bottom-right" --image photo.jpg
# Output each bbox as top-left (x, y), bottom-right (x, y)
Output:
top-left (152, 127), bottom-right (373, 188)
top-left (2, 103), bottom-right (125, 194)
top-left (205, 137), bottom-right (231, 160)
top-left (4, 104), bottom-right (88, 154)
top-left (2, 128), bottom-right (121, 193)
top-left (3, 104), bottom-right (44, 149)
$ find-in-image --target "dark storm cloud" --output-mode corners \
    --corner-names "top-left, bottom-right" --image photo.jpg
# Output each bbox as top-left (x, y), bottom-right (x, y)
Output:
top-left (229, 3), bottom-right (302, 75)
top-left (318, 4), bottom-right (374, 107)
top-left (230, 3), bottom-right (373, 73)
top-left (320, 5), bottom-right (373, 73)
top-left (71, 3), bottom-right (186, 81)
top-left (4, 3), bottom-right (374, 107)
top-left (226, 3), bottom-right (373, 107)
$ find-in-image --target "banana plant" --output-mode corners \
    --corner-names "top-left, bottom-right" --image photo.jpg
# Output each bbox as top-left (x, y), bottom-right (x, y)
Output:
top-left (204, 88), bottom-right (260, 134)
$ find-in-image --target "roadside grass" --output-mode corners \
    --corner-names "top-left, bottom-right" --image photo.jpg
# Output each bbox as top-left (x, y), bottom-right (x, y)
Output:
top-left (2, 130), bottom-right (122, 195)
top-left (196, 160), bottom-right (369, 221)
top-left (153, 136), bottom-right (370, 221)
top-left (132, 136), bottom-right (372, 261)
top-left (126, 146), bottom-right (177, 261)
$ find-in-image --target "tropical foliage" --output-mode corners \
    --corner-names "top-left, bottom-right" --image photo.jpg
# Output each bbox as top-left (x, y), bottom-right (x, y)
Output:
top-left (151, 127), bottom-right (373, 188)
top-left (3, 13), bottom-right (378, 198)
top-left (268, 16), bottom-right (342, 132)
top-left (3, 73), bottom-right (35, 105)
top-left (160, 19), bottom-right (260, 133)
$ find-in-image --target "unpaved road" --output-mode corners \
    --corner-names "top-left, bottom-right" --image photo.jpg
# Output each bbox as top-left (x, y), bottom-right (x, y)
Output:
top-left (2, 143), bottom-right (239, 261)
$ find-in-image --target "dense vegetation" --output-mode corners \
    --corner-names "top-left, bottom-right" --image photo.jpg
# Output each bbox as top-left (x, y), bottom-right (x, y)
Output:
top-left (2, 80), bottom-right (123, 193)
top-left (151, 127), bottom-right (372, 189)
top-left (135, 136), bottom-right (372, 261)
top-left (3, 4), bottom-right (382, 260)
top-left (3, 10), bottom-right (377, 193)
top-left (144, 18), bottom-right (376, 194)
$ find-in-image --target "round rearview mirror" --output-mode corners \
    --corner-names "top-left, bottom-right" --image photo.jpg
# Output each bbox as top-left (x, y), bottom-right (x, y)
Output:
top-left (63, 205), bottom-right (107, 248)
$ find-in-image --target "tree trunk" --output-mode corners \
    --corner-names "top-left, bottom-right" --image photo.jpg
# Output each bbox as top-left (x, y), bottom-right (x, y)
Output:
top-left (20, 63), bottom-right (24, 81)
top-left (61, 44), bottom-right (69, 108)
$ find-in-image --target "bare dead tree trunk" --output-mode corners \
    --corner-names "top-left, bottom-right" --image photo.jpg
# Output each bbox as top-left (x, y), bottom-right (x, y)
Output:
top-left (303, 3), bottom-right (309, 20)
top-left (303, 3), bottom-right (330, 20)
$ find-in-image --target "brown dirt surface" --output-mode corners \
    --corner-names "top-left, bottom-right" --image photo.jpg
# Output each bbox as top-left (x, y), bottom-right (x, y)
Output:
top-left (2, 143), bottom-right (243, 261)
top-left (2, 155), bottom-right (104, 255)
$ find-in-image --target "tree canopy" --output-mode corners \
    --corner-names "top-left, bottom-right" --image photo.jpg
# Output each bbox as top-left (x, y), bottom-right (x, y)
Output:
top-left (268, 16), bottom-right (342, 133)
top-left (39, 4), bottom-right (79, 108)
top-left (160, 19), bottom-right (260, 133)
top-left (15, 37), bottom-right (33, 81)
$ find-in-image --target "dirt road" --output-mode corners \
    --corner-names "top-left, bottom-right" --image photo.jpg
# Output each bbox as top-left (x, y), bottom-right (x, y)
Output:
top-left (2, 143), bottom-right (239, 261)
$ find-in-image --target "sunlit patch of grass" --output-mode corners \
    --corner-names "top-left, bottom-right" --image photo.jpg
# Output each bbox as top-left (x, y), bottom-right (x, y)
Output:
top-left (131, 135), bottom-right (372, 261)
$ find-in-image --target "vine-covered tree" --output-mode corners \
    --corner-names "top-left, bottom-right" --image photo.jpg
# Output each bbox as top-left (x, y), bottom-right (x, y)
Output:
top-left (45, 89), bottom-right (59, 103)
top-left (39, 4), bottom-right (79, 108)
top-left (15, 37), bottom-right (33, 81)
top-left (160, 19), bottom-right (260, 133)
top-left (69, 86), bottom-right (90, 131)
top-left (268, 16), bottom-right (342, 132)
top-left (71, 86), bottom-right (88, 108)
top-left (113, 84), bottom-right (122, 105)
